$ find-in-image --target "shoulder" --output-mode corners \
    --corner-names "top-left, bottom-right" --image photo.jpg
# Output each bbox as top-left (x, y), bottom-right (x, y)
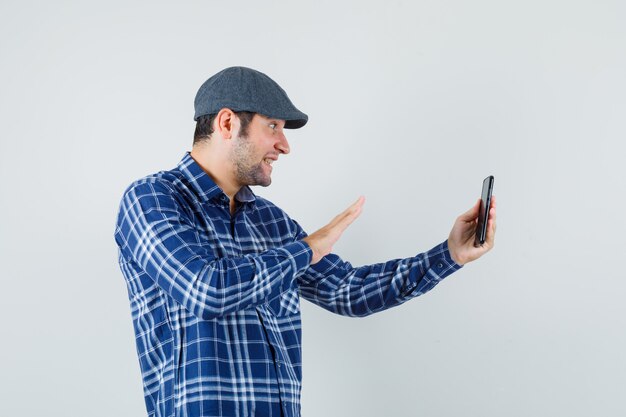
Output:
top-left (119, 168), bottom-right (191, 210)
top-left (123, 172), bottom-right (178, 195)
top-left (253, 195), bottom-right (290, 219)
top-left (122, 159), bottom-right (196, 196)
top-left (252, 195), bottom-right (306, 237)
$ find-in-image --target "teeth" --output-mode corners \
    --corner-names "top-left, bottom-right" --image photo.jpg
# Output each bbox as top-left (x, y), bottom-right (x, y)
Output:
top-left (264, 158), bottom-right (273, 165)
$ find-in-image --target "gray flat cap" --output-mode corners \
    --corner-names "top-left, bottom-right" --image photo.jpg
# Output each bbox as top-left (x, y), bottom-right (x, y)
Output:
top-left (194, 66), bottom-right (308, 129)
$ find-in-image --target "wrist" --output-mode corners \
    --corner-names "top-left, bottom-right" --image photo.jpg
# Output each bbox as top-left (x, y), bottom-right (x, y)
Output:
top-left (301, 237), bottom-right (319, 265)
top-left (447, 241), bottom-right (465, 266)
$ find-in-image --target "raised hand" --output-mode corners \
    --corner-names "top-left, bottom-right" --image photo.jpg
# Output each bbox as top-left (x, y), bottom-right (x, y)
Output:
top-left (302, 196), bottom-right (365, 265)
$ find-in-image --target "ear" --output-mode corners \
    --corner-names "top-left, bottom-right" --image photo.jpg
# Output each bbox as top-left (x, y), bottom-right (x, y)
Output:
top-left (214, 108), bottom-right (236, 139)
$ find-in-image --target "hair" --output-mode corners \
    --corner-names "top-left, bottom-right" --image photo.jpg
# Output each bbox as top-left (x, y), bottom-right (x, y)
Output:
top-left (193, 111), bottom-right (255, 146)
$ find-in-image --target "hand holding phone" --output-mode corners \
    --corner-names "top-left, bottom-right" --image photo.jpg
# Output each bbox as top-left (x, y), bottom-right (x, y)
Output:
top-left (448, 176), bottom-right (496, 265)
top-left (474, 175), bottom-right (494, 247)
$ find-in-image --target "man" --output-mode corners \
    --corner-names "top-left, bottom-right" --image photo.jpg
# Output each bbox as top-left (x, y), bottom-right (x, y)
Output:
top-left (114, 66), bottom-right (496, 417)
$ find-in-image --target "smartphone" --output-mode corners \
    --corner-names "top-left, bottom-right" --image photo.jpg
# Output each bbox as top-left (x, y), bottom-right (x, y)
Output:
top-left (475, 175), bottom-right (494, 247)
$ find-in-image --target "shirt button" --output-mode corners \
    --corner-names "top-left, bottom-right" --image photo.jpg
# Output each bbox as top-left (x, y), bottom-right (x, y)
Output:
top-left (277, 361), bottom-right (282, 368)
top-left (437, 262), bottom-right (443, 269)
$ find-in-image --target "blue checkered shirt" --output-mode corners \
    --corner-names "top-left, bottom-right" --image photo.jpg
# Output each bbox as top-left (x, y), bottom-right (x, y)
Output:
top-left (114, 152), bottom-right (462, 417)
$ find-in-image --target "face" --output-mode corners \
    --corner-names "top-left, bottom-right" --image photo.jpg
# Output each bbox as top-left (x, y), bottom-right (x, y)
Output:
top-left (229, 114), bottom-right (290, 188)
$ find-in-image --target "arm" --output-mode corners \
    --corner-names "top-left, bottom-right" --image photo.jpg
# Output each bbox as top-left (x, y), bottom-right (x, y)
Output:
top-left (296, 224), bottom-right (462, 317)
top-left (114, 180), bottom-right (312, 321)
top-left (295, 197), bottom-right (497, 316)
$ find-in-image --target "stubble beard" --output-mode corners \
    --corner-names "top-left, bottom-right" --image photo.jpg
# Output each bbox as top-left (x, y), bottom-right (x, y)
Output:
top-left (230, 135), bottom-right (272, 187)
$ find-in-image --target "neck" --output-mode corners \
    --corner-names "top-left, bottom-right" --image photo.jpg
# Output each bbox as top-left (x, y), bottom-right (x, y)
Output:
top-left (189, 147), bottom-right (241, 206)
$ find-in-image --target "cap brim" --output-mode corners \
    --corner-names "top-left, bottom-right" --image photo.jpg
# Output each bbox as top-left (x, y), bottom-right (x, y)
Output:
top-left (284, 118), bottom-right (308, 129)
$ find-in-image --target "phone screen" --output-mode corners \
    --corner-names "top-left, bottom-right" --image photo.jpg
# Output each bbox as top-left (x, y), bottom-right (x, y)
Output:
top-left (475, 175), bottom-right (494, 246)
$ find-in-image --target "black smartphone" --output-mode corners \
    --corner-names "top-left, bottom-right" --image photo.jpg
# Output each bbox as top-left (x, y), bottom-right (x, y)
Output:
top-left (475, 175), bottom-right (494, 247)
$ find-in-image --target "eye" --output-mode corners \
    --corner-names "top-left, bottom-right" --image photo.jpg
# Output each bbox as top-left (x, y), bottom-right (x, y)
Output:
top-left (269, 123), bottom-right (277, 130)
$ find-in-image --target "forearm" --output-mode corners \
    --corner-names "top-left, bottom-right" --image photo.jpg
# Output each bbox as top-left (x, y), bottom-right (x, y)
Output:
top-left (143, 240), bottom-right (312, 320)
top-left (115, 180), bottom-right (313, 320)
top-left (299, 241), bottom-right (462, 317)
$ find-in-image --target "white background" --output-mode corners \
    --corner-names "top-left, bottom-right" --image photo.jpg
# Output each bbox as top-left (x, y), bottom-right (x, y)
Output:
top-left (1, 1), bottom-right (625, 416)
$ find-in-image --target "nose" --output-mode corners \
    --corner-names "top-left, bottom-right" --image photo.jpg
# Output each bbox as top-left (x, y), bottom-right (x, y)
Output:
top-left (276, 132), bottom-right (290, 154)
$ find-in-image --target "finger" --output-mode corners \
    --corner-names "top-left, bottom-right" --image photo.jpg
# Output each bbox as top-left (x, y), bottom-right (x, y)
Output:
top-left (333, 196), bottom-right (365, 231)
top-left (330, 196), bottom-right (365, 226)
top-left (490, 195), bottom-right (496, 209)
top-left (350, 196), bottom-right (365, 211)
top-left (340, 197), bottom-right (365, 225)
top-left (459, 198), bottom-right (481, 222)
top-left (485, 209), bottom-right (497, 244)
top-left (351, 196), bottom-right (365, 211)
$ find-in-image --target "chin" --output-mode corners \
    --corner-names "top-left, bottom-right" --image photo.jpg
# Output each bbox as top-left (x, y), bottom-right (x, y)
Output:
top-left (247, 174), bottom-right (271, 187)
top-left (253, 169), bottom-right (272, 187)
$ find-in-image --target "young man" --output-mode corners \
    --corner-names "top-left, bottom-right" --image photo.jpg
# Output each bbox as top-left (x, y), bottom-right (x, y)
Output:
top-left (114, 66), bottom-right (496, 417)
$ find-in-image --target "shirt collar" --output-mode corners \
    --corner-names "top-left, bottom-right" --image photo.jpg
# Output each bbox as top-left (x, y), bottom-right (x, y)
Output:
top-left (177, 152), bottom-right (257, 205)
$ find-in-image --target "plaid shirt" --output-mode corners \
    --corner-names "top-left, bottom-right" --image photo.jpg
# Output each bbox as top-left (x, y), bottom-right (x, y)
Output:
top-left (114, 152), bottom-right (462, 417)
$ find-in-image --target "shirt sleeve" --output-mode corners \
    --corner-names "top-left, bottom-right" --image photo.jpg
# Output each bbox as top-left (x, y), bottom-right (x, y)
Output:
top-left (114, 180), bottom-right (312, 321)
top-left (291, 220), bottom-right (462, 317)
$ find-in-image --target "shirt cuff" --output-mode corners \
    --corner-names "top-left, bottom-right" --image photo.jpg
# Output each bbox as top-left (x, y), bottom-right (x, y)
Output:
top-left (427, 240), bottom-right (463, 280)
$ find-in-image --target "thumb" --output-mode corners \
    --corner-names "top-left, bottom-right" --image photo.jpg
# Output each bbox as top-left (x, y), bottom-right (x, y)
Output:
top-left (459, 198), bottom-right (481, 221)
